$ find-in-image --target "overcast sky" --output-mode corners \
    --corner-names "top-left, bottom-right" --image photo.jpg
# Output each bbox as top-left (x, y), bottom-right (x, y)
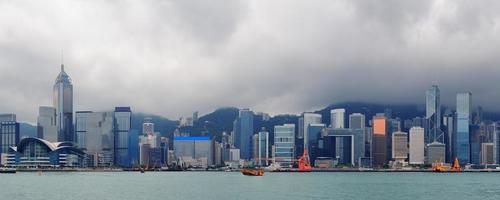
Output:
top-left (1, 0), bottom-right (500, 123)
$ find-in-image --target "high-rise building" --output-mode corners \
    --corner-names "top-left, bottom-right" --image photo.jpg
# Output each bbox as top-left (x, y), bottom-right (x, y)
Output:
top-left (75, 111), bottom-right (115, 167)
top-left (330, 109), bottom-right (345, 128)
top-left (0, 114), bottom-right (20, 155)
top-left (114, 107), bottom-right (132, 167)
top-left (301, 113), bottom-right (322, 151)
top-left (143, 117), bottom-right (154, 136)
top-left (349, 113), bottom-right (366, 129)
top-left (37, 106), bottom-right (57, 142)
top-left (322, 128), bottom-right (365, 166)
top-left (409, 127), bottom-right (425, 165)
top-left (426, 85), bottom-right (442, 144)
top-left (128, 130), bottom-right (140, 167)
top-left (274, 124), bottom-right (295, 167)
top-left (372, 116), bottom-right (387, 167)
top-left (392, 132), bottom-right (408, 163)
top-left (173, 136), bottom-right (212, 168)
top-left (456, 92), bottom-right (472, 165)
top-left (253, 129), bottom-right (269, 166)
top-left (233, 109), bottom-right (254, 160)
top-left (306, 123), bottom-right (325, 164)
top-left (53, 64), bottom-right (74, 142)
top-left (481, 143), bottom-right (494, 165)
top-left (443, 110), bottom-right (455, 162)
top-left (494, 122), bottom-right (500, 164)
top-left (426, 142), bottom-right (446, 164)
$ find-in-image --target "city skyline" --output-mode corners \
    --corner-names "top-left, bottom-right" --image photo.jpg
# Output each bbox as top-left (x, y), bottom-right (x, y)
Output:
top-left (1, 1), bottom-right (500, 123)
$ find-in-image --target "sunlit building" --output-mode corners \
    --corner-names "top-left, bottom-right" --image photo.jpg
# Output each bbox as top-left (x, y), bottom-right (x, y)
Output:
top-left (372, 116), bottom-right (387, 167)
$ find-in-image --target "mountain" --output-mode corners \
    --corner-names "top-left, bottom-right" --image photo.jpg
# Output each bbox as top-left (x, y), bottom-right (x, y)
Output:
top-left (131, 112), bottom-right (178, 138)
top-left (316, 102), bottom-right (426, 126)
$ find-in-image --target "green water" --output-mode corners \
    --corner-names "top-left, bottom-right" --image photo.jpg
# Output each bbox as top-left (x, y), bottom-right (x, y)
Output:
top-left (1, 172), bottom-right (500, 200)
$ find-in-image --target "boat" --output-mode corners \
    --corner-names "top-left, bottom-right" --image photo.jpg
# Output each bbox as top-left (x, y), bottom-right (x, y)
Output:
top-left (0, 167), bottom-right (16, 174)
top-left (432, 158), bottom-right (461, 173)
top-left (241, 168), bottom-right (264, 176)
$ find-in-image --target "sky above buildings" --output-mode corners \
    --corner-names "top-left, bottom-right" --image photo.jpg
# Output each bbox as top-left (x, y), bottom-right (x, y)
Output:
top-left (1, 0), bottom-right (500, 123)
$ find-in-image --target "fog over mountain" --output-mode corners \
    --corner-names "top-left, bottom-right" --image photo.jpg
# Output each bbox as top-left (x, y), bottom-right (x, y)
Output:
top-left (1, 0), bottom-right (500, 123)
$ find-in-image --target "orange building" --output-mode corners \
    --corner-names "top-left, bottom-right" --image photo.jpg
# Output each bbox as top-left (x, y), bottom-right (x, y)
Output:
top-left (372, 116), bottom-right (387, 167)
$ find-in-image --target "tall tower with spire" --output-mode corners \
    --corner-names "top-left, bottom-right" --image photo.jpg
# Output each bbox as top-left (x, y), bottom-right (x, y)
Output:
top-left (53, 64), bottom-right (74, 142)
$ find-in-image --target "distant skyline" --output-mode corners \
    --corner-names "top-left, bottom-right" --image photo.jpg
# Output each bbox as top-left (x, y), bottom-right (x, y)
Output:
top-left (1, 1), bottom-right (500, 123)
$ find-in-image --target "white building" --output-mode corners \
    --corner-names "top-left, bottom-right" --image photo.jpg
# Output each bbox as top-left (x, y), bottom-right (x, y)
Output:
top-left (330, 109), bottom-right (345, 128)
top-left (409, 127), bottom-right (425, 165)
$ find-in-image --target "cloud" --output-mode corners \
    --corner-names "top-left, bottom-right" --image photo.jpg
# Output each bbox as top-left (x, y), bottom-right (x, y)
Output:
top-left (1, 0), bottom-right (500, 123)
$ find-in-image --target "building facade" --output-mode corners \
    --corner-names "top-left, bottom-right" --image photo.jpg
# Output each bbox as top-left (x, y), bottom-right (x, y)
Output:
top-left (233, 109), bottom-right (254, 160)
top-left (274, 124), bottom-right (295, 167)
top-left (372, 116), bottom-right (387, 167)
top-left (0, 114), bottom-right (20, 156)
top-left (37, 106), bottom-right (57, 142)
top-left (349, 113), bottom-right (366, 129)
top-left (330, 109), bottom-right (345, 128)
top-left (114, 107), bottom-right (132, 167)
top-left (392, 131), bottom-right (408, 163)
top-left (456, 92), bottom-right (472, 165)
top-left (173, 136), bottom-right (212, 168)
top-left (426, 85), bottom-right (442, 144)
top-left (53, 64), bottom-right (74, 142)
top-left (409, 127), bottom-right (425, 165)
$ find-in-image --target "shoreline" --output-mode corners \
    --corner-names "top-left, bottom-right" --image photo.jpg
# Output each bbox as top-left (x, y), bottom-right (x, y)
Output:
top-left (7, 168), bottom-right (500, 173)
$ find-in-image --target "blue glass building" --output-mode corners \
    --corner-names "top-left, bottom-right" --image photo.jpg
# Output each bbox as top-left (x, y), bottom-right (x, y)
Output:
top-left (128, 129), bottom-right (140, 167)
top-left (307, 123), bottom-right (325, 164)
top-left (456, 93), bottom-right (471, 165)
top-left (114, 107), bottom-right (132, 167)
top-left (233, 109), bottom-right (254, 160)
top-left (0, 114), bottom-right (20, 155)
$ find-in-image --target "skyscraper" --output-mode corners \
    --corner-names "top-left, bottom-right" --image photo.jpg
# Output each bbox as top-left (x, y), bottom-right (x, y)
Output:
top-left (330, 109), bottom-right (345, 128)
top-left (53, 64), bottom-right (74, 142)
top-left (114, 107), bottom-right (132, 167)
top-left (37, 106), bottom-right (57, 142)
top-left (372, 116), bottom-right (387, 167)
top-left (75, 111), bottom-right (114, 167)
top-left (301, 113), bottom-right (322, 145)
top-left (0, 114), bottom-right (20, 155)
top-left (443, 110), bottom-right (455, 162)
top-left (409, 127), bottom-right (425, 165)
top-left (456, 92), bottom-right (472, 164)
top-left (426, 85), bottom-right (442, 144)
top-left (233, 109), bottom-right (254, 160)
top-left (349, 113), bottom-right (366, 129)
top-left (253, 129), bottom-right (269, 166)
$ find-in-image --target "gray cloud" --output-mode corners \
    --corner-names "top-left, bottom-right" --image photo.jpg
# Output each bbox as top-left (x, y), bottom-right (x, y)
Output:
top-left (1, 0), bottom-right (500, 123)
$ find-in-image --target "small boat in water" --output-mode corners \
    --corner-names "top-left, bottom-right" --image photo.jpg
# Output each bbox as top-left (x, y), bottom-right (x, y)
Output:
top-left (241, 168), bottom-right (264, 176)
top-left (432, 158), bottom-right (461, 173)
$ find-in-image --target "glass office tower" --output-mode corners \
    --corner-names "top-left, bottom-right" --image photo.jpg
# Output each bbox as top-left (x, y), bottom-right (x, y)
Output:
top-left (456, 92), bottom-right (471, 165)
